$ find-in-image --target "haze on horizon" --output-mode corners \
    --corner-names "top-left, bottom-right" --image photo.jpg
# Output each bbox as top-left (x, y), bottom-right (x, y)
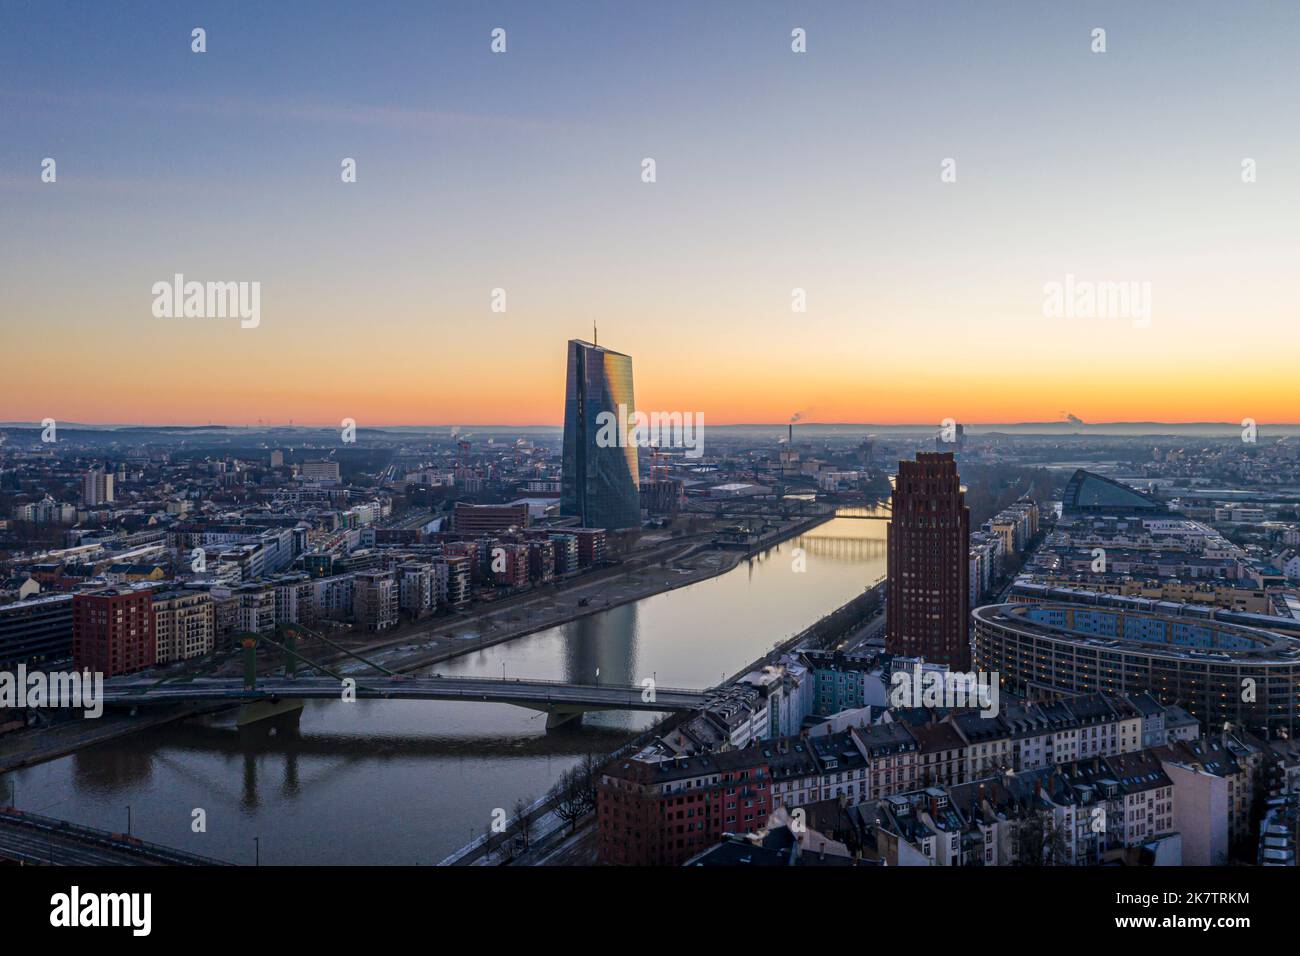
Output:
top-left (4, 419), bottom-right (1296, 438)
top-left (3, 1), bottom-right (1298, 427)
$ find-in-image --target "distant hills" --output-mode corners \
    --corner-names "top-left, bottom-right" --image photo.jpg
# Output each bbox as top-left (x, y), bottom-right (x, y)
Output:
top-left (1, 421), bottom-right (1297, 438)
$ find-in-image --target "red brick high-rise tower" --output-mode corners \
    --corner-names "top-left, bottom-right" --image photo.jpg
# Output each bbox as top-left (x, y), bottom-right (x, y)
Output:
top-left (886, 451), bottom-right (971, 669)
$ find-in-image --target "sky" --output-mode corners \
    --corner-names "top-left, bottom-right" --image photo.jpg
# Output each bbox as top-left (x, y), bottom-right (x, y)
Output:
top-left (2, 1), bottom-right (1299, 427)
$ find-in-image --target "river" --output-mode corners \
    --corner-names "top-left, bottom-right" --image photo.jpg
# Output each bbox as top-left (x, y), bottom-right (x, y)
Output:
top-left (2, 511), bottom-right (887, 864)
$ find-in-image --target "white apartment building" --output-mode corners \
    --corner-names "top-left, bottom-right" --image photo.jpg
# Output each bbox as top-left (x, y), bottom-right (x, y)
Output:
top-left (153, 590), bottom-right (215, 663)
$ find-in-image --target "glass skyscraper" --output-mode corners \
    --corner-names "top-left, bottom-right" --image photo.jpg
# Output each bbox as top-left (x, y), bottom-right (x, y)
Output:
top-left (561, 339), bottom-right (641, 530)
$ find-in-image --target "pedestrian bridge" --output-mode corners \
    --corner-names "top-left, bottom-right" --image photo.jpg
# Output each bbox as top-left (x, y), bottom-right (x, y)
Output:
top-left (101, 674), bottom-right (709, 729)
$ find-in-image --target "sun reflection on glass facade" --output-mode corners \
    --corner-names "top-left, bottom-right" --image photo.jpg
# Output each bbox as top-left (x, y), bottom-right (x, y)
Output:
top-left (561, 339), bottom-right (640, 529)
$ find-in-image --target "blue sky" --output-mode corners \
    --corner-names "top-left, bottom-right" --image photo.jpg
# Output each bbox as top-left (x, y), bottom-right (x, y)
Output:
top-left (2, 1), bottom-right (1298, 425)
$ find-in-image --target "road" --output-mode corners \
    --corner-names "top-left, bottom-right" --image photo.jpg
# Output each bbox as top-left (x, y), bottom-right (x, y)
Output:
top-left (100, 674), bottom-right (709, 712)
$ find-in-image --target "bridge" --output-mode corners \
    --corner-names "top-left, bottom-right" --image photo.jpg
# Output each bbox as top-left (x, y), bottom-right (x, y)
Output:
top-left (101, 674), bottom-right (710, 729)
top-left (831, 505), bottom-right (891, 520)
top-left (0, 807), bottom-right (233, 866)
top-left (794, 534), bottom-right (887, 561)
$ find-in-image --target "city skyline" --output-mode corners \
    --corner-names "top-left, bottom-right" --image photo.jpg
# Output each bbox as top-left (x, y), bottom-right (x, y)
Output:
top-left (7, 0), bottom-right (1300, 910)
top-left (5, 415), bottom-right (1300, 430)
top-left (5, 1), bottom-right (1300, 426)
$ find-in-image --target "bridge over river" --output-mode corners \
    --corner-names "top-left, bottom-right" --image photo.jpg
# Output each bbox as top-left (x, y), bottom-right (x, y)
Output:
top-left (101, 674), bottom-right (710, 729)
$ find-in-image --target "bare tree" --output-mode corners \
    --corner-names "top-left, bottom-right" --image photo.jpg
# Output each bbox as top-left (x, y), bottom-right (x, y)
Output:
top-left (1014, 809), bottom-right (1070, 866)
top-left (1012, 813), bottom-right (1043, 866)
top-left (550, 767), bottom-right (586, 834)
top-left (510, 796), bottom-right (535, 854)
top-left (1042, 812), bottom-right (1071, 865)
top-left (550, 753), bottom-right (601, 833)
top-left (578, 752), bottom-right (601, 799)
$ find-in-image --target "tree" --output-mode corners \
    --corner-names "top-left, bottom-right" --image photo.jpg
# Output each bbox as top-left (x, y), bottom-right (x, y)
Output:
top-left (1013, 809), bottom-right (1071, 866)
top-left (1042, 812), bottom-right (1071, 865)
top-left (550, 753), bottom-right (601, 833)
top-left (550, 768), bottom-right (586, 833)
top-left (509, 796), bottom-right (535, 854)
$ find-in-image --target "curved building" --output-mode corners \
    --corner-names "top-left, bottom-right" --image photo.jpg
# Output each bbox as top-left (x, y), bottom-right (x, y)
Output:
top-left (1061, 469), bottom-right (1168, 516)
top-left (973, 602), bottom-right (1300, 736)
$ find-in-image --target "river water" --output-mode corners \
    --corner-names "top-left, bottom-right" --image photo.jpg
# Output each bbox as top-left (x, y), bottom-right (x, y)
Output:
top-left (3, 512), bottom-right (887, 864)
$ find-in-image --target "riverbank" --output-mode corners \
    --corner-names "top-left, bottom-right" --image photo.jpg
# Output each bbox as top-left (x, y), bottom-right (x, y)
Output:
top-left (0, 703), bottom-right (229, 775)
top-left (0, 512), bottom-right (835, 775)
top-left (264, 511), bottom-right (834, 680)
top-left (6, 509), bottom-right (888, 865)
top-left (442, 575), bottom-right (888, 867)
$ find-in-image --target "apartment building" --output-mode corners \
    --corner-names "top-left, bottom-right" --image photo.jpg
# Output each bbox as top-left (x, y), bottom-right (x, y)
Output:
top-left (396, 563), bottom-right (437, 620)
top-left (352, 570), bottom-right (399, 633)
top-left (234, 583), bottom-right (276, 636)
top-left (152, 589), bottom-right (214, 663)
top-left (72, 587), bottom-right (154, 677)
top-left (597, 750), bottom-right (773, 866)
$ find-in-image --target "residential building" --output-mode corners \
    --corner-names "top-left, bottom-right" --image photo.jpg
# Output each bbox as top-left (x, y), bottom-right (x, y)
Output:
top-left (72, 587), bottom-right (155, 677)
top-left (83, 467), bottom-right (114, 506)
top-left (597, 749), bottom-right (772, 865)
top-left (152, 590), bottom-right (214, 663)
top-left (353, 570), bottom-right (398, 633)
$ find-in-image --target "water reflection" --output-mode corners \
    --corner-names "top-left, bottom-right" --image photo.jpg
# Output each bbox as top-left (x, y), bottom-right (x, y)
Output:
top-left (6, 514), bottom-right (888, 863)
top-left (562, 604), bottom-right (639, 687)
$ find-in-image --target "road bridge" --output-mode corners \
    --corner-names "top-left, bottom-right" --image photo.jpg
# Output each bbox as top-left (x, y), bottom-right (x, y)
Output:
top-left (101, 674), bottom-right (709, 729)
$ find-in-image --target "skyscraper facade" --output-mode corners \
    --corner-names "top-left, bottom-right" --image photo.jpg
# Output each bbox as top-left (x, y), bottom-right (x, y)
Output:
top-left (561, 339), bottom-right (640, 530)
top-left (887, 451), bottom-right (971, 669)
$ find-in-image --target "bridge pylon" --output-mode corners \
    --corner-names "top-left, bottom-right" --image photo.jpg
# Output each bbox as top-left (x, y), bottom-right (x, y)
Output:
top-left (242, 636), bottom-right (258, 691)
top-left (543, 706), bottom-right (587, 730)
top-left (281, 626), bottom-right (297, 678)
top-left (237, 628), bottom-right (306, 687)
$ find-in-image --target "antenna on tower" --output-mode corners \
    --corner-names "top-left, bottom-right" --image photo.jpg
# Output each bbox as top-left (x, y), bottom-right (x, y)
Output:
top-left (593, 320), bottom-right (598, 346)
